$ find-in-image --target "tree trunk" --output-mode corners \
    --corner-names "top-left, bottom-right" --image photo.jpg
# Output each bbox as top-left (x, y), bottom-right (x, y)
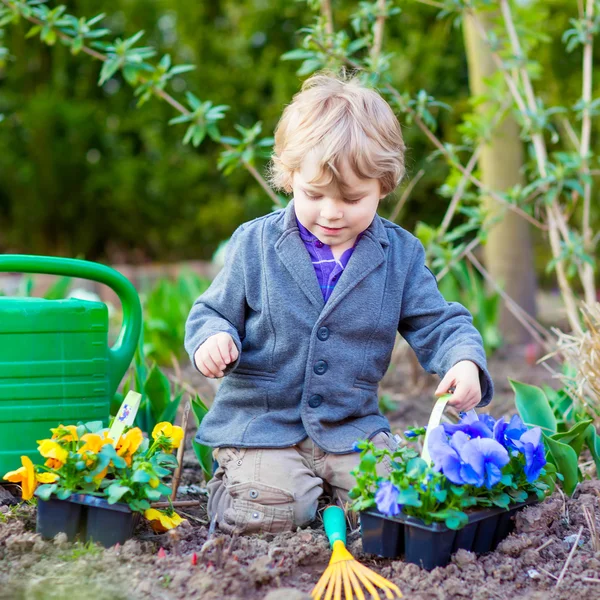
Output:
top-left (463, 12), bottom-right (537, 344)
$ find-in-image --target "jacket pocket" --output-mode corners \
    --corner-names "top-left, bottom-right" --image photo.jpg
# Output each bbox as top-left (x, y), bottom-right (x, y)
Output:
top-left (230, 367), bottom-right (276, 382)
top-left (353, 378), bottom-right (379, 391)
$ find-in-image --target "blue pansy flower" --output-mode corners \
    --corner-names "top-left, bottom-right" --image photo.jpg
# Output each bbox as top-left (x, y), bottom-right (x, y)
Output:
top-left (493, 414), bottom-right (529, 449)
top-left (513, 427), bottom-right (546, 482)
top-left (442, 412), bottom-right (493, 439)
top-left (375, 481), bottom-right (401, 517)
top-left (459, 437), bottom-right (511, 488)
top-left (428, 426), bottom-right (510, 488)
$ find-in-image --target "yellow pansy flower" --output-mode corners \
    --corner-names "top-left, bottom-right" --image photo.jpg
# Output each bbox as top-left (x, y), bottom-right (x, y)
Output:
top-left (50, 424), bottom-right (79, 443)
top-left (144, 508), bottom-right (186, 532)
top-left (36, 472), bottom-right (59, 484)
top-left (45, 458), bottom-right (64, 470)
top-left (3, 456), bottom-right (36, 501)
top-left (37, 440), bottom-right (68, 465)
top-left (152, 422), bottom-right (184, 449)
top-left (116, 428), bottom-right (144, 465)
top-left (78, 433), bottom-right (112, 465)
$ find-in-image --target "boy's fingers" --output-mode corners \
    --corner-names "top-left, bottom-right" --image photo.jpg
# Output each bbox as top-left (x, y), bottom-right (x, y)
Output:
top-left (229, 338), bottom-right (239, 361)
top-left (215, 336), bottom-right (232, 366)
top-left (203, 351), bottom-right (223, 378)
top-left (435, 371), bottom-right (455, 396)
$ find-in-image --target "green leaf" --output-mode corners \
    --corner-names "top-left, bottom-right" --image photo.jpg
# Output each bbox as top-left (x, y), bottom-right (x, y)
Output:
top-left (106, 484), bottom-right (131, 504)
top-left (584, 425), bottom-right (600, 475)
top-left (35, 484), bottom-right (58, 501)
top-left (99, 57), bottom-right (121, 85)
top-left (42, 276), bottom-right (71, 299)
top-left (511, 379), bottom-right (557, 434)
top-left (406, 457), bottom-right (427, 478)
top-left (159, 392), bottom-right (182, 425)
top-left (132, 470), bottom-right (151, 484)
top-left (492, 492), bottom-right (511, 508)
top-left (56, 488), bottom-right (71, 500)
top-left (543, 433), bottom-right (579, 495)
top-left (144, 363), bottom-right (171, 422)
top-left (144, 487), bottom-right (162, 501)
top-left (551, 419), bottom-right (593, 457)
top-left (192, 439), bottom-right (214, 480)
top-left (396, 488), bottom-right (421, 507)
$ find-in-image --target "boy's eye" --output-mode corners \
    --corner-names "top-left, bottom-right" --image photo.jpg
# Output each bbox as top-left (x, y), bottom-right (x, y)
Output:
top-left (345, 198), bottom-right (362, 205)
top-left (306, 193), bottom-right (322, 201)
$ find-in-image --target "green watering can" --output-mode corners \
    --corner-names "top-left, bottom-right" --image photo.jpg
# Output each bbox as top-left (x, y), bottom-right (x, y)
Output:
top-left (0, 255), bottom-right (142, 474)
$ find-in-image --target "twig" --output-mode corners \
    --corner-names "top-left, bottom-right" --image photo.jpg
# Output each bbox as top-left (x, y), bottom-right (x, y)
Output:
top-left (178, 510), bottom-right (208, 525)
top-left (151, 500), bottom-right (201, 508)
top-left (535, 538), bottom-right (554, 553)
top-left (555, 525), bottom-right (584, 588)
top-left (321, 0), bottom-right (334, 38)
top-left (466, 250), bottom-right (555, 349)
top-left (371, 0), bottom-right (387, 62)
top-left (582, 505), bottom-right (599, 552)
top-left (389, 169), bottom-right (424, 222)
top-left (581, 577), bottom-right (600, 583)
top-left (539, 567), bottom-right (559, 581)
top-left (171, 397), bottom-right (192, 501)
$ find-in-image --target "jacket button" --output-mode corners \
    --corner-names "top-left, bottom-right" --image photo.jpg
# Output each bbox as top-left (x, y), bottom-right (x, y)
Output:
top-left (317, 326), bottom-right (330, 341)
top-left (308, 394), bottom-right (323, 408)
top-left (314, 360), bottom-right (328, 375)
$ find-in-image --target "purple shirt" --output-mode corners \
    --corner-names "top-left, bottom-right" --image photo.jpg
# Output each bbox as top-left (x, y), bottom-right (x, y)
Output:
top-left (296, 218), bottom-right (360, 302)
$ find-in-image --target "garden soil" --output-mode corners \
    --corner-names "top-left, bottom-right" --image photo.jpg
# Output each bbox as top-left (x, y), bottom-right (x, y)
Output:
top-left (2, 344), bottom-right (600, 600)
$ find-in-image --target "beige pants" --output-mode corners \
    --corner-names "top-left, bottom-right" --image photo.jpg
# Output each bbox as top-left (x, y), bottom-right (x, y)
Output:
top-left (207, 432), bottom-right (397, 534)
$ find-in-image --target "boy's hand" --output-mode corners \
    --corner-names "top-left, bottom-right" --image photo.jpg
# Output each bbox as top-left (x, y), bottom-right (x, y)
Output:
top-left (435, 360), bottom-right (481, 412)
top-left (194, 332), bottom-right (239, 379)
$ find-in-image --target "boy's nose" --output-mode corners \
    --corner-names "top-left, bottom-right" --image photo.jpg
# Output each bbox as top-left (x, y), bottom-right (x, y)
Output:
top-left (320, 201), bottom-right (343, 221)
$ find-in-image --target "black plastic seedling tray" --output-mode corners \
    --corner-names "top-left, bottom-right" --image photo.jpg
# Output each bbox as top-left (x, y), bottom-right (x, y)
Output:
top-left (37, 493), bottom-right (138, 548)
top-left (360, 498), bottom-right (538, 570)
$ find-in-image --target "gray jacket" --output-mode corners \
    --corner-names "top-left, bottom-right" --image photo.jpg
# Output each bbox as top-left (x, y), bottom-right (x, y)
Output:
top-left (185, 201), bottom-right (493, 453)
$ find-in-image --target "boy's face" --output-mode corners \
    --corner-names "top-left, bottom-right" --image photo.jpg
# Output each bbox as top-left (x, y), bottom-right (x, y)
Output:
top-left (292, 153), bottom-right (385, 255)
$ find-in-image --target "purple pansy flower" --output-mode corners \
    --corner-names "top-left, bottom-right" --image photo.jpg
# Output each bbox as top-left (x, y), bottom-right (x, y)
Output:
top-left (512, 427), bottom-right (546, 482)
top-left (375, 481), bottom-right (401, 517)
top-left (428, 426), bottom-right (510, 488)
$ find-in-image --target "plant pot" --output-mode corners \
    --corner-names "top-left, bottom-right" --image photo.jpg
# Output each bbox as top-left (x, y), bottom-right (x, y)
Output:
top-left (36, 497), bottom-right (83, 541)
top-left (37, 493), bottom-right (139, 547)
top-left (360, 497), bottom-right (538, 570)
top-left (77, 494), bottom-right (138, 547)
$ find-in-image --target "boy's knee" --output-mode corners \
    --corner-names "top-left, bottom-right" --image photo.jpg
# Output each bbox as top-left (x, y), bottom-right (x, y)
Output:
top-left (210, 479), bottom-right (319, 534)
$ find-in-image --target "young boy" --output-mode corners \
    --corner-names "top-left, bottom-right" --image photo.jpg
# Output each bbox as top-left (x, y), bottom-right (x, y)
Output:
top-left (185, 73), bottom-right (493, 535)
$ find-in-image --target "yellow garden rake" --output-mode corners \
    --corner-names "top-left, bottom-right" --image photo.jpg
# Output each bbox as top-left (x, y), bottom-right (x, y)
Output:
top-left (312, 505), bottom-right (402, 600)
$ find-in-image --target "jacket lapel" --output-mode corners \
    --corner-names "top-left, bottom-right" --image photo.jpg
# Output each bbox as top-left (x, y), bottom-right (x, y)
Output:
top-left (274, 202), bottom-right (325, 312)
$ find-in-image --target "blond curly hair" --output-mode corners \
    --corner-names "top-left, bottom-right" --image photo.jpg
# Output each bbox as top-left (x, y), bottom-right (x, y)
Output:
top-left (270, 72), bottom-right (405, 197)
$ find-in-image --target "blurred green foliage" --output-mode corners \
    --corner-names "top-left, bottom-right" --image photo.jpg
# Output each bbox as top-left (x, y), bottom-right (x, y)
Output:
top-left (141, 269), bottom-right (210, 364)
top-left (0, 0), bottom-right (597, 265)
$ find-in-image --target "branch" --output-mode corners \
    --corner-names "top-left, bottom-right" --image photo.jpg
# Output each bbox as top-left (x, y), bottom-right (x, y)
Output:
top-left (371, 0), bottom-right (387, 62)
top-left (580, 0), bottom-right (596, 305)
top-left (466, 251), bottom-right (555, 350)
top-left (389, 168), bottom-right (424, 222)
top-left (321, 0), bottom-right (334, 38)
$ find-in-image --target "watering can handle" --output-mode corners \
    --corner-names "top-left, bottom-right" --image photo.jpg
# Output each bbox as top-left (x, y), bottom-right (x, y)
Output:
top-left (421, 393), bottom-right (477, 466)
top-left (0, 255), bottom-right (142, 396)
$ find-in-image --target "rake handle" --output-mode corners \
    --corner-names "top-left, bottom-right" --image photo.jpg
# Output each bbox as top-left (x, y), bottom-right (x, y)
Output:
top-left (323, 505), bottom-right (346, 548)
